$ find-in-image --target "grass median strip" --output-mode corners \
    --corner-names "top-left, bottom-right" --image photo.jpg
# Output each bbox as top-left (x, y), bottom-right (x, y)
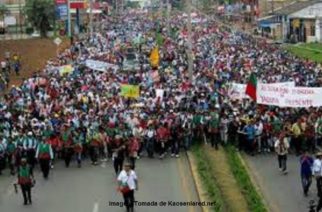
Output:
top-left (225, 145), bottom-right (267, 212)
top-left (285, 44), bottom-right (322, 63)
top-left (191, 144), bottom-right (225, 212)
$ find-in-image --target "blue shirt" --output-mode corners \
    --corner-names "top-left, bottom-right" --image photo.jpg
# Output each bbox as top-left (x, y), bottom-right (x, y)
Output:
top-left (244, 125), bottom-right (255, 141)
top-left (300, 155), bottom-right (313, 176)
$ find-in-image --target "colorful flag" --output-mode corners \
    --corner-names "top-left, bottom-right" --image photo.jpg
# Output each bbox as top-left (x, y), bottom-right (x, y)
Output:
top-left (150, 47), bottom-right (160, 68)
top-left (120, 84), bottom-right (140, 98)
top-left (245, 73), bottom-right (257, 101)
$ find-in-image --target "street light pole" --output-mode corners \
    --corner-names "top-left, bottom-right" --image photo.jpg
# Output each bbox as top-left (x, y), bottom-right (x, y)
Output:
top-left (186, 0), bottom-right (193, 82)
top-left (89, 0), bottom-right (93, 37)
top-left (166, 0), bottom-right (170, 35)
top-left (67, 0), bottom-right (72, 37)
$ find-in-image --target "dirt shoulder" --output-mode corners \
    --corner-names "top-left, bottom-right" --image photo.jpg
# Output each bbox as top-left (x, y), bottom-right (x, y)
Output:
top-left (0, 38), bottom-right (69, 87)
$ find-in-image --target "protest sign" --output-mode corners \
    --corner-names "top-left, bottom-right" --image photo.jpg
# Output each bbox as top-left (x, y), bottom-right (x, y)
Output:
top-left (120, 84), bottom-right (140, 98)
top-left (85, 59), bottom-right (118, 72)
top-left (257, 84), bottom-right (322, 107)
top-left (228, 82), bottom-right (295, 100)
top-left (59, 65), bottom-right (74, 76)
top-left (156, 89), bottom-right (164, 100)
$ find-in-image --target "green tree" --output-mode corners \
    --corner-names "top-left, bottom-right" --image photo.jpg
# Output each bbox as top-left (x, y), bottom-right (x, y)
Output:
top-left (126, 1), bottom-right (141, 9)
top-left (0, 4), bottom-right (9, 21)
top-left (24, 0), bottom-right (55, 37)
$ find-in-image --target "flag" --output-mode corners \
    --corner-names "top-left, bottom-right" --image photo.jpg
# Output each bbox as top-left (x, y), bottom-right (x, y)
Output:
top-left (150, 47), bottom-right (160, 68)
top-left (120, 84), bottom-right (140, 98)
top-left (245, 73), bottom-right (257, 101)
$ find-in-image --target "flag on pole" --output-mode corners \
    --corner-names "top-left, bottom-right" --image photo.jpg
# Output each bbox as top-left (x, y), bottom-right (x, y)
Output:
top-left (150, 47), bottom-right (160, 68)
top-left (245, 73), bottom-right (257, 101)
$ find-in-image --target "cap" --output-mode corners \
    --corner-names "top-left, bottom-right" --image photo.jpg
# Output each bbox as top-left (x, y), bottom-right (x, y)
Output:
top-left (28, 132), bottom-right (33, 136)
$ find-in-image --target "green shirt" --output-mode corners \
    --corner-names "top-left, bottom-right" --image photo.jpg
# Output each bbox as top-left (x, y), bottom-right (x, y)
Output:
top-left (6, 142), bottom-right (15, 154)
top-left (209, 112), bottom-right (219, 128)
top-left (39, 143), bottom-right (50, 154)
top-left (19, 166), bottom-right (30, 178)
top-left (272, 118), bottom-right (282, 133)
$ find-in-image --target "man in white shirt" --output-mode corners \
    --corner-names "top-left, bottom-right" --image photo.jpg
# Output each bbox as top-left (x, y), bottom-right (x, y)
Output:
top-left (255, 120), bottom-right (263, 153)
top-left (274, 133), bottom-right (290, 174)
top-left (313, 152), bottom-right (322, 198)
top-left (117, 163), bottom-right (138, 212)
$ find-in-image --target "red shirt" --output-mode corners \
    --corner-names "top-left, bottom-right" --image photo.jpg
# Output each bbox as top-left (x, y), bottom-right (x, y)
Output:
top-left (157, 127), bottom-right (170, 141)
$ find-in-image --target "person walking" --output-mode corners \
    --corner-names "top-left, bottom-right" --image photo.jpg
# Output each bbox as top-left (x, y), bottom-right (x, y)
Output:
top-left (117, 163), bottom-right (138, 212)
top-left (208, 108), bottom-right (220, 149)
top-left (0, 139), bottom-right (6, 175)
top-left (22, 132), bottom-right (38, 174)
top-left (300, 150), bottom-right (314, 196)
top-left (128, 135), bottom-right (139, 170)
top-left (112, 135), bottom-right (126, 175)
top-left (243, 120), bottom-right (256, 155)
top-left (17, 158), bottom-right (34, 205)
top-left (274, 132), bottom-right (290, 175)
top-left (291, 118), bottom-right (303, 156)
top-left (313, 152), bottom-right (322, 198)
top-left (61, 126), bottom-right (73, 168)
top-left (35, 140), bottom-right (54, 179)
top-left (6, 137), bottom-right (16, 175)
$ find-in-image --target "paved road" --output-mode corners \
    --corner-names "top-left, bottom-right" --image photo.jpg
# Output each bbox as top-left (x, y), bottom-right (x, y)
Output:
top-left (0, 154), bottom-right (202, 212)
top-left (246, 153), bottom-right (318, 212)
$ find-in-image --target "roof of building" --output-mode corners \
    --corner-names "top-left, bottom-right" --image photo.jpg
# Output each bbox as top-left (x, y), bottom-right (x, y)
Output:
top-left (273, 0), bottom-right (322, 15)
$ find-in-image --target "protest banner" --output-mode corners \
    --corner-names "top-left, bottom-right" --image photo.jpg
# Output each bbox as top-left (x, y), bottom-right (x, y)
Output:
top-left (228, 82), bottom-right (295, 100)
top-left (59, 65), bottom-right (74, 76)
top-left (120, 84), bottom-right (140, 98)
top-left (85, 59), bottom-right (118, 72)
top-left (156, 89), bottom-right (164, 100)
top-left (257, 84), bottom-right (322, 107)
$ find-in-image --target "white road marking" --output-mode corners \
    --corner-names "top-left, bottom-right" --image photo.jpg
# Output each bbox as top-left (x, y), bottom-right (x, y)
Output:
top-left (93, 202), bottom-right (99, 212)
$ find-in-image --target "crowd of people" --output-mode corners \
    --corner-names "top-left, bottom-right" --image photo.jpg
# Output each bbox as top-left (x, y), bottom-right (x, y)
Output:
top-left (0, 10), bottom-right (322, 208)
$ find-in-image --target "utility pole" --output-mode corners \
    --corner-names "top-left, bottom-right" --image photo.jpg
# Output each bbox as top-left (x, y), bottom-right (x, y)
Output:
top-left (67, 0), bottom-right (72, 37)
top-left (186, 0), bottom-right (193, 82)
top-left (271, 0), bottom-right (275, 14)
top-left (166, 0), bottom-right (170, 35)
top-left (89, 0), bottom-right (93, 37)
top-left (19, 0), bottom-right (22, 37)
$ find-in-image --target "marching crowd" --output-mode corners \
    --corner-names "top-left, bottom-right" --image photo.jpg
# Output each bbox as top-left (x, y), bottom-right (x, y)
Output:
top-left (1, 10), bottom-right (322, 208)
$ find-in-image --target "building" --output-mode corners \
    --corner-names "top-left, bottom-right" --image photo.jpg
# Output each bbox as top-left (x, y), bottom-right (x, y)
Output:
top-left (2, 0), bottom-right (25, 24)
top-left (259, 0), bottom-right (322, 43)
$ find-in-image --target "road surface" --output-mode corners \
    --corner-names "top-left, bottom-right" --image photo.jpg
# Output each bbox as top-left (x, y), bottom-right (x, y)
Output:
top-left (0, 154), bottom-right (202, 212)
top-left (246, 153), bottom-right (318, 212)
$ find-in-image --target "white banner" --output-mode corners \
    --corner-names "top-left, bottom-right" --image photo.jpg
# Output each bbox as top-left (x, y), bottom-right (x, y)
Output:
top-left (229, 82), bottom-right (295, 100)
top-left (257, 84), bottom-right (322, 107)
top-left (85, 59), bottom-right (118, 72)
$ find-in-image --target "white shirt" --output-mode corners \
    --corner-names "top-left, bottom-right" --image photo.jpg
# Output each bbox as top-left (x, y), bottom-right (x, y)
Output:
top-left (117, 170), bottom-right (138, 190)
top-left (274, 138), bottom-right (289, 155)
top-left (313, 159), bottom-right (322, 177)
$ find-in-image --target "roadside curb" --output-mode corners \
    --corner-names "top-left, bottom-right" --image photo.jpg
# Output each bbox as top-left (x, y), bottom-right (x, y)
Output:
top-left (186, 151), bottom-right (210, 212)
top-left (237, 152), bottom-right (277, 212)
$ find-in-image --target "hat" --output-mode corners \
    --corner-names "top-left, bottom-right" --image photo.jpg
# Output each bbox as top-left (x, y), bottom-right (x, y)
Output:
top-left (316, 152), bottom-right (322, 157)
top-left (28, 131), bottom-right (33, 136)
